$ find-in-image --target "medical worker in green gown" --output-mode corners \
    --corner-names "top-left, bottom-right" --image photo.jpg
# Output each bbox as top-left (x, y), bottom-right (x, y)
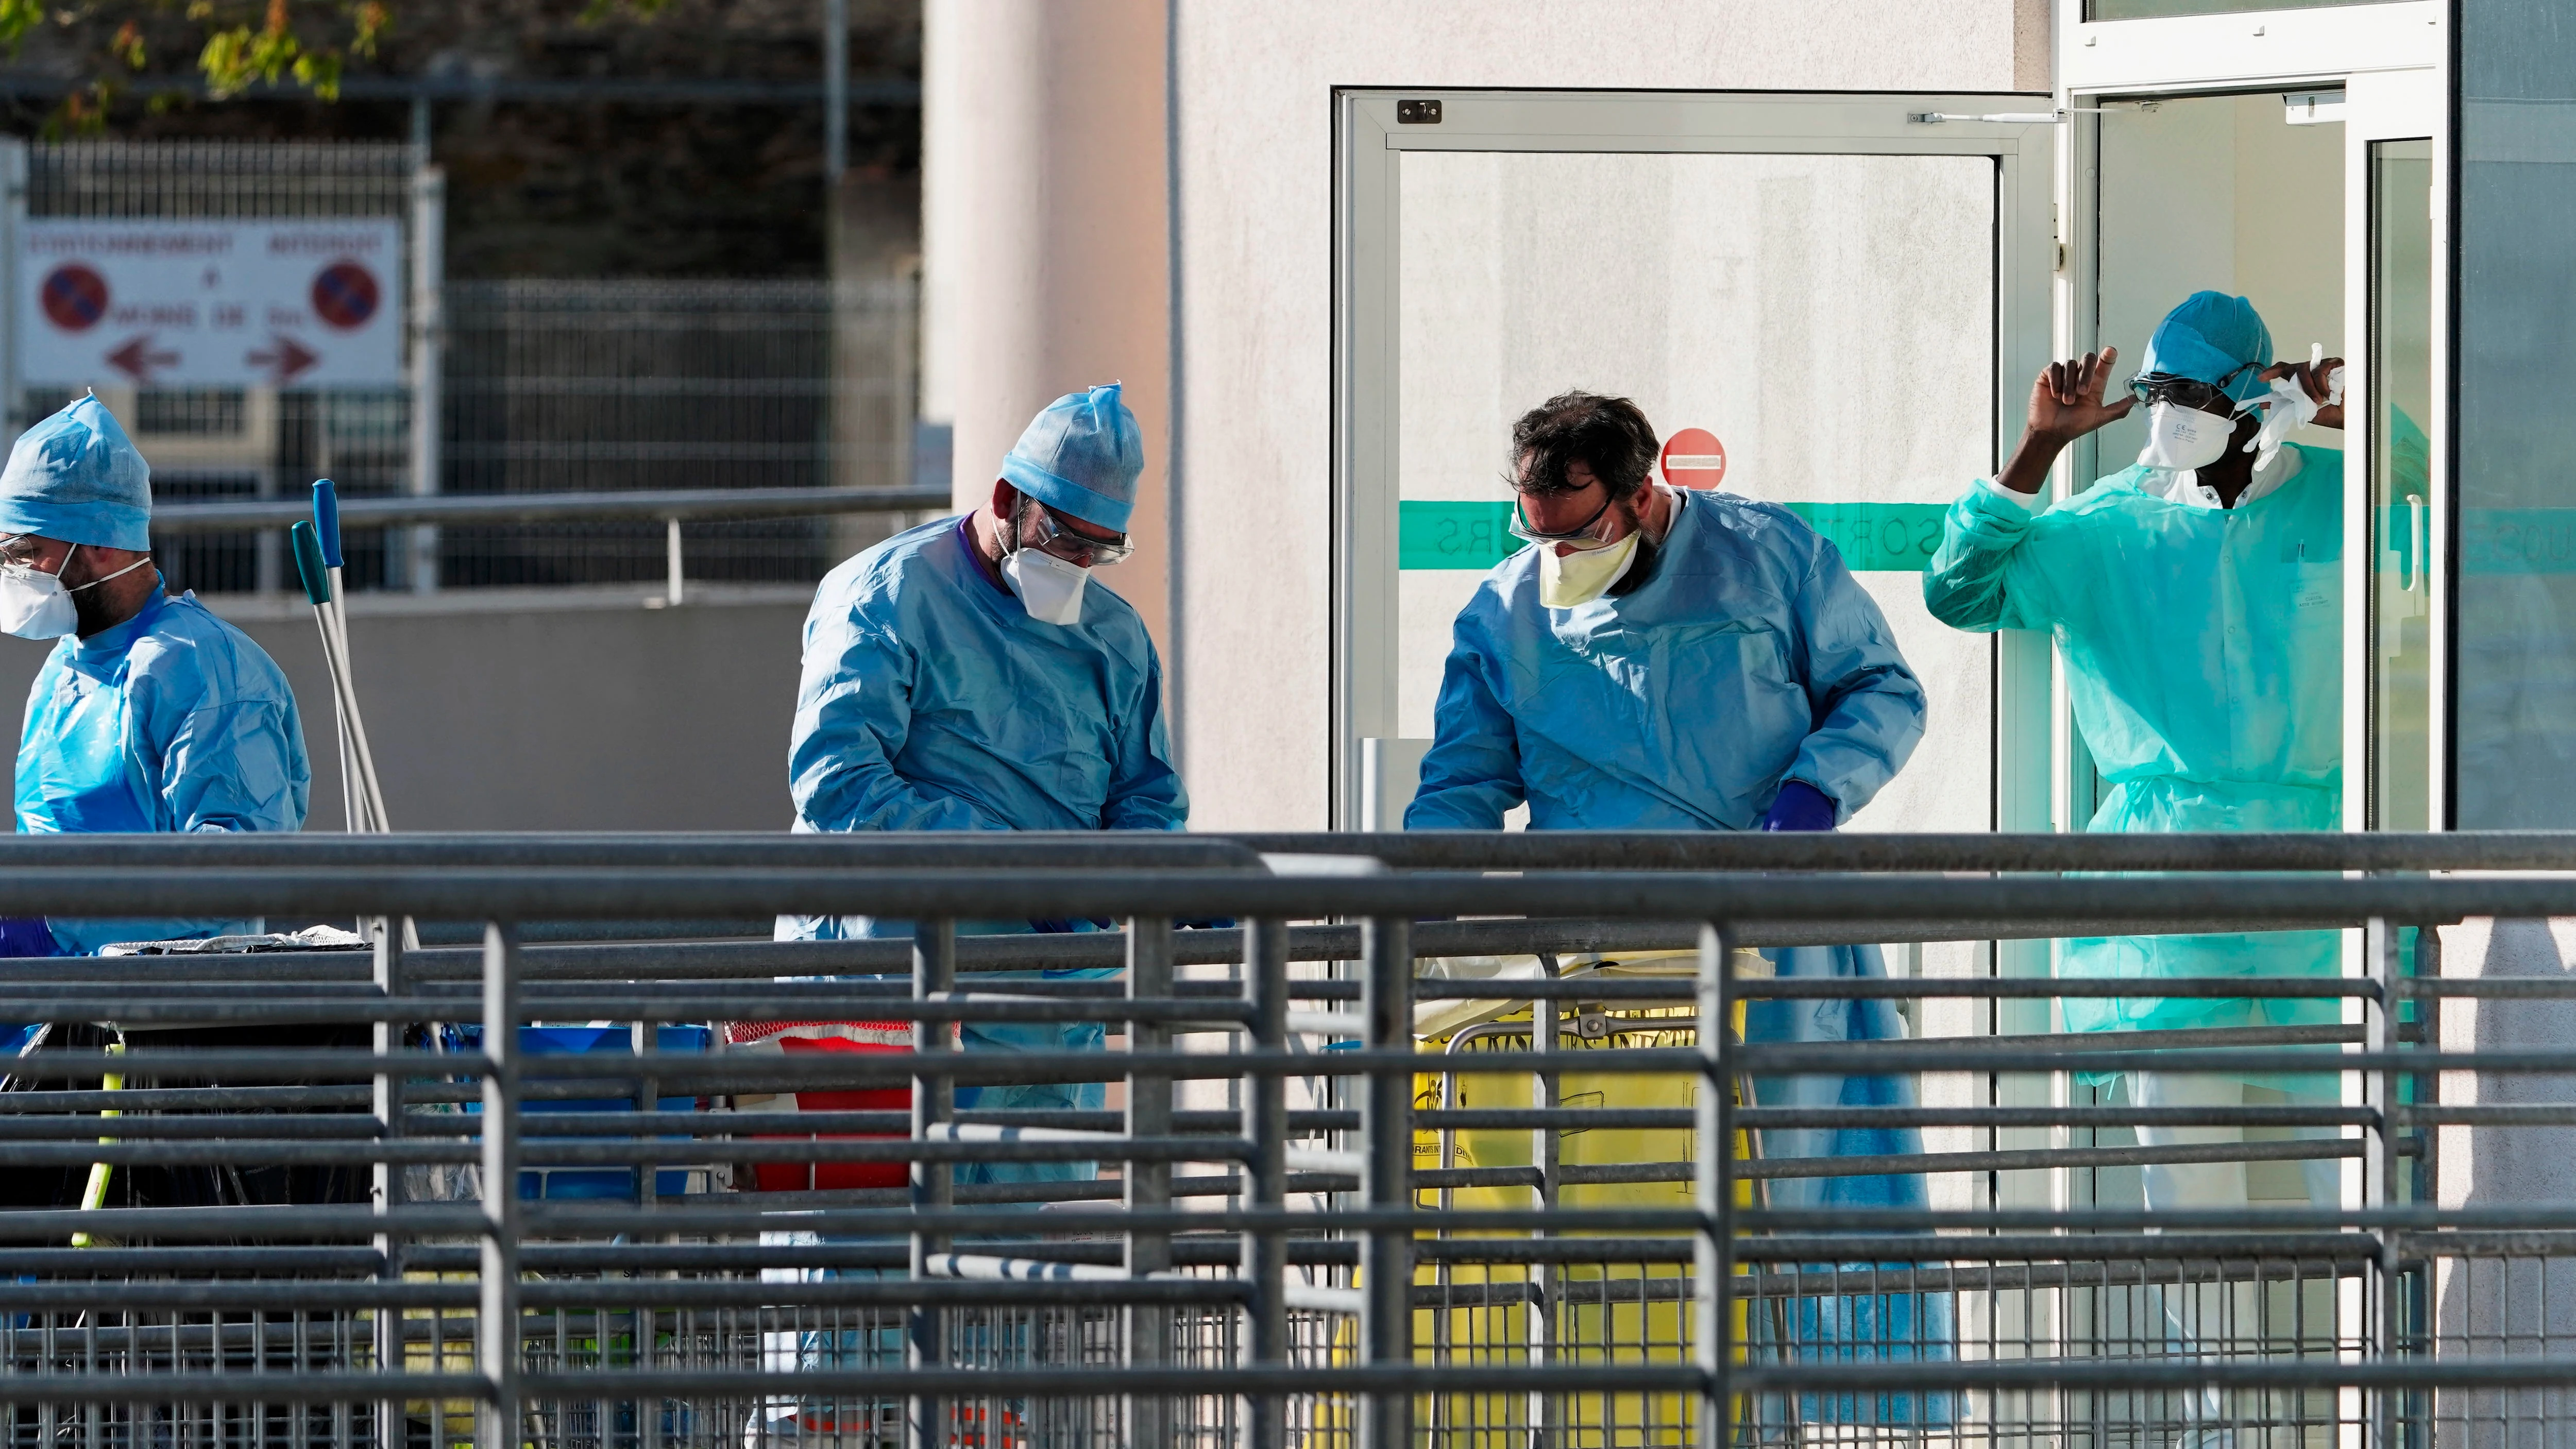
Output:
top-left (1924, 292), bottom-right (2346, 1213)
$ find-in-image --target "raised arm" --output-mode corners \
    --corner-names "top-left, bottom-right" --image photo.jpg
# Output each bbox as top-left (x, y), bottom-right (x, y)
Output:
top-left (1924, 347), bottom-right (2132, 633)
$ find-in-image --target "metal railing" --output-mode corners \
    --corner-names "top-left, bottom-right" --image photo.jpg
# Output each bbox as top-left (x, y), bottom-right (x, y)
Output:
top-left (0, 830), bottom-right (2570, 1448)
top-left (147, 484), bottom-right (954, 606)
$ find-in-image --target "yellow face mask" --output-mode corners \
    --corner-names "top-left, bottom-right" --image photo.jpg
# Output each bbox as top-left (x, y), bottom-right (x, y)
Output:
top-left (1537, 530), bottom-right (1640, 608)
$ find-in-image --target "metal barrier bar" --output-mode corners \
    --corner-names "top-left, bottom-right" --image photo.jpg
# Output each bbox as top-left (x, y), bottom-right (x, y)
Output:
top-left (147, 483), bottom-right (956, 533)
top-left (476, 921), bottom-right (521, 1443)
top-left (1361, 914), bottom-right (1411, 1449)
top-left (1125, 914), bottom-right (1175, 1444)
top-left (0, 862), bottom-right (2567, 921)
top-left (15, 846), bottom-right (2576, 1443)
top-left (1696, 920), bottom-right (1733, 1447)
top-left (1243, 917), bottom-right (1289, 1447)
top-left (1222, 827), bottom-right (2576, 872)
top-left (906, 918), bottom-right (954, 1449)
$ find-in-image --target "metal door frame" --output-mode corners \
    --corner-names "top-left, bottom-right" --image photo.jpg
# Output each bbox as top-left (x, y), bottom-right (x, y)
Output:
top-left (2052, 0), bottom-right (2448, 841)
top-left (1331, 87), bottom-right (2060, 831)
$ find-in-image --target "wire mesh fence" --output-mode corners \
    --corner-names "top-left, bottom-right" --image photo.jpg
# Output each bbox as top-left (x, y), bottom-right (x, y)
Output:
top-left (1, 831), bottom-right (2573, 1447)
top-left (14, 141), bottom-right (920, 600)
top-left (436, 278), bottom-right (904, 591)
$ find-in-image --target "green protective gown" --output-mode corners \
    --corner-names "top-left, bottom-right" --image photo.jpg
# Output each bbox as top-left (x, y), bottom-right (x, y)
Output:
top-left (1923, 444), bottom-right (2342, 1040)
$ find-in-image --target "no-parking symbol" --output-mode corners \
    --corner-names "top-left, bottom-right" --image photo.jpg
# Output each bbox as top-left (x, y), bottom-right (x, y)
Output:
top-left (40, 264), bottom-right (108, 332)
top-left (310, 261), bottom-right (380, 330)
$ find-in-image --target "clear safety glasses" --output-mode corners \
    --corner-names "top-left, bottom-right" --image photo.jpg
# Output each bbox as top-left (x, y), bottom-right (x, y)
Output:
top-left (1505, 490), bottom-right (1623, 552)
top-left (2126, 363), bottom-right (2260, 416)
top-left (1020, 500), bottom-right (1133, 567)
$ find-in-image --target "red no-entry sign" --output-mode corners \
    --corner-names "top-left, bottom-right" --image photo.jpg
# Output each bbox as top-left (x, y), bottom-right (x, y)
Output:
top-left (1660, 428), bottom-right (1726, 489)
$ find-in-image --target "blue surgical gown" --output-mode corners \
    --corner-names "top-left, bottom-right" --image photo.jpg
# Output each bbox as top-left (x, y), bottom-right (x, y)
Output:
top-left (778, 517), bottom-right (1186, 1184)
top-left (1407, 488), bottom-right (1923, 832)
top-left (1923, 446), bottom-right (2342, 1046)
top-left (1407, 488), bottom-right (1944, 1399)
top-left (15, 583), bottom-right (309, 953)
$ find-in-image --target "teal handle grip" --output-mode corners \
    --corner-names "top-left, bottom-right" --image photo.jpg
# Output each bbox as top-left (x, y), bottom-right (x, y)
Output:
top-left (312, 479), bottom-right (342, 568)
top-left (290, 521), bottom-right (333, 607)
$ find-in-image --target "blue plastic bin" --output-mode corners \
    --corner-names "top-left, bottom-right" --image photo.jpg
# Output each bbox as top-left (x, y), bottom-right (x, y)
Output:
top-left (455, 1023), bottom-right (712, 1200)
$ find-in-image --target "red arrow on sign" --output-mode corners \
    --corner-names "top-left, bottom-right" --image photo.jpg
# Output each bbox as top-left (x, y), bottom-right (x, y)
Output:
top-left (247, 334), bottom-right (320, 385)
top-left (105, 334), bottom-right (178, 385)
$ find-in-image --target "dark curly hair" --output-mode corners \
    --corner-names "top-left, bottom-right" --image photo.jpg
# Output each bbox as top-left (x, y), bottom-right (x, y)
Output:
top-left (1507, 391), bottom-right (1660, 502)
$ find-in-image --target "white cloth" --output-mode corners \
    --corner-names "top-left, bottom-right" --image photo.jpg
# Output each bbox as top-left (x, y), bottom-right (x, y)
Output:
top-left (2132, 1069), bottom-right (2339, 1213)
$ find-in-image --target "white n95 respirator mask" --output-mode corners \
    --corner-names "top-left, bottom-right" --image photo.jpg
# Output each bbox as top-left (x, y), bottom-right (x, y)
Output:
top-left (2137, 401), bottom-right (2236, 473)
top-left (0, 546), bottom-right (151, 640)
top-left (1003, 544), bottom-right (1089, 627)
top-left (1538, 531), bottom-right (1641, 609)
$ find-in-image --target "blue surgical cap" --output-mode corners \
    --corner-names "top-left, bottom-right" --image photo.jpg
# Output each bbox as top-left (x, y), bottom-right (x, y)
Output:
top-left (0, 395), bottom-right (150, 552)
top-left (2141, 291), bottom-right (2275, 405)
top-left (1000, 383), bottom-right (1143, 533)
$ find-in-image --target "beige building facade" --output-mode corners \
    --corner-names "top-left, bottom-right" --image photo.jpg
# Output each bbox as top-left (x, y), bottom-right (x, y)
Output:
top-left (922, 0), bottom-right (2048, 829)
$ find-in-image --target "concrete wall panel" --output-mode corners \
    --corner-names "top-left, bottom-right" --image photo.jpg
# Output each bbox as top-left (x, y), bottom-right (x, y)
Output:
top-left (0, 592), bottom-right (810, 834)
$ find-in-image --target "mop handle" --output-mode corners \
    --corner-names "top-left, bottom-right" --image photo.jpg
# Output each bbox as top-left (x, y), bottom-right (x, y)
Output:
top-left (307, 487), bottom-right (374, 827)
top-left (313, 481), bottom-right (359, 800)
top-left (294, 518), bottom-right (391, 832)
top-left (312, 480), bottom-right (342, 569)
top-left (69, 1037), bottom-right (122, 1247)
top-left (293, 524), bottom-right (378, 833)
top-left (311, 481), bottom-right (361, 807)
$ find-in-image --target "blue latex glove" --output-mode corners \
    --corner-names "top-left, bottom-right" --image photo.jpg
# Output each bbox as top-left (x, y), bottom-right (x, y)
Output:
top-left (0, 918), bottom-right (58, 957)
top-left (1758, 780), bottom-right (1838, 833)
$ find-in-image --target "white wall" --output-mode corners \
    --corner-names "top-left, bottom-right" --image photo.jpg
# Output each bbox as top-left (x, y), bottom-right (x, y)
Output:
top-left (1171, 1), bottom-right (2046, 829)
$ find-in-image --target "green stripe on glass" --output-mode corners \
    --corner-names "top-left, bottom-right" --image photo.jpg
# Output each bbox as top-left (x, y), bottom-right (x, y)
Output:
top-left (1397, 501), bottom-right (1520, 570)
top-left (1781, 502), bottom-right (1946, 572)
top-left (1395, 498), bottom-right (1947, 572)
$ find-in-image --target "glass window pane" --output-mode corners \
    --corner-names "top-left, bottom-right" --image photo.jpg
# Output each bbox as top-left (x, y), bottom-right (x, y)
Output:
top-left (1395, 150), bottom-right (1996, 831)
top-left (2369, 140), bottom-right (2433, 831)
top-left (2455, 0), bottom-right (2576, 827)
top-left (2089, 0), bottom-right (2401, 19)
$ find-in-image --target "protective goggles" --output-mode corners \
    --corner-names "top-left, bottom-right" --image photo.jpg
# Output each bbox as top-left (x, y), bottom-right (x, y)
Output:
top-left (2126, 363), bottom-right (2260, 416)
top-left (1505, 490), bottom-right (1624, 552)
top-left (1020, 500), bottom-right (1133, 566)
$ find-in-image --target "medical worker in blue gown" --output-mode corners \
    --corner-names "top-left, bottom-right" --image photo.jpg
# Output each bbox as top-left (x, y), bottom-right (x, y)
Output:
top-left (1406, 390), bottom-right (1942, 1414)
top-left (1925, 293), bottom-right (2346, 1216)
top-left (0, 395), bottom-right (309, 960)
top-left (778, 382), bottom-right (1184, 1187)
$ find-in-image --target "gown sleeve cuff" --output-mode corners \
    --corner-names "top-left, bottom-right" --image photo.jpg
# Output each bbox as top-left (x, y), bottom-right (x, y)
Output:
top-left (1972, 476), bottom-right (2046, 516)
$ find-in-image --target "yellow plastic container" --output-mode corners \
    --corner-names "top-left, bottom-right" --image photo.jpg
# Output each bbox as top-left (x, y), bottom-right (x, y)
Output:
top-left (1409, 988), bottom-right (1750, 1447)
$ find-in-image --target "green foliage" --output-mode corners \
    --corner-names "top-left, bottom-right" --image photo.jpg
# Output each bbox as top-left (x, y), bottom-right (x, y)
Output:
top-left (0, 1), bottom-right (671, 133)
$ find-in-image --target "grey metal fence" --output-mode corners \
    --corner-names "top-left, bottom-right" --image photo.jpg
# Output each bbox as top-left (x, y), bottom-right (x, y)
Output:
top-left (2, 830), bottom-right (2571, 1448)
top-left (15, 142), bottom-right (920, 600)
top-left (437, 279), bottom-right (912, 591)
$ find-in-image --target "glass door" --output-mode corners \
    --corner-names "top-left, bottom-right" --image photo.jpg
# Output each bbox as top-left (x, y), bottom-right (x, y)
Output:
top-left (2352, 76), bottom-right (2442, 830)
top-left (1334, 90), bottom-right (2058, 836)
